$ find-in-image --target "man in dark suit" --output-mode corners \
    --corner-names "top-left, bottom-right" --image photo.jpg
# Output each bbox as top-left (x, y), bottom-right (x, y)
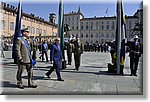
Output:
top-left (42, 40), bottom-right (49, 62)
top-left (45, 37), bottom-right (64, 81)
top-left (129, 35), bottom-right (142, 76)
top-left (15, 28), bottom-right (37, 89)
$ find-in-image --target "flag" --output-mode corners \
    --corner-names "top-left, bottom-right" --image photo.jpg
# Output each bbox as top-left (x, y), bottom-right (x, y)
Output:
top-left (115, 0), bottom-right (126, 74)
top-left (58, 0), bottom-right (64, 51)
top-left (105, 8), bottom-right (108, 14)
top-left (120, 0), bottom-right (127, 65)
top-left (12, 0), bottom-right (22, 61)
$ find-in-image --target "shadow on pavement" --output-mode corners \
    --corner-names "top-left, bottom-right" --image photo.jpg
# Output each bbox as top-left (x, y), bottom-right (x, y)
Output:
top-left (84, 66), bottom-right (107, 69)
top-left (2, 81), bottom-right (17, 88)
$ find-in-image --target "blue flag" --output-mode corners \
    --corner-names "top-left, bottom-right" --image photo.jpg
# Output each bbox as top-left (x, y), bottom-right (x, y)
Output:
top-left (12, 0), bottom-right (22, 60)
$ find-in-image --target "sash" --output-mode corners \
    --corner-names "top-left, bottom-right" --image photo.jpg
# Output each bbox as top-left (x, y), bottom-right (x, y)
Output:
top-left (19, 37), bottom-right (36, 66)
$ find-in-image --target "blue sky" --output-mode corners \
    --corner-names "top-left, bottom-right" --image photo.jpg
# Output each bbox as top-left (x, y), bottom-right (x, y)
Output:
top-left (5, 0), bottom-right (142, 23)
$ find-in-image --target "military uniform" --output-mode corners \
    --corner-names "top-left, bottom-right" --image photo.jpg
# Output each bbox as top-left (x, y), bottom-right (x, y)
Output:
top-left (15, 28), bottom-right (37, 89)
top-left (31, 41), bottom-right (37, 60)
top-left (66, 42), bottom-right (73, 65)
top-left (72, 39), bottom-right (83, 70)
top-left (129, 35), bottom-right (142, 76)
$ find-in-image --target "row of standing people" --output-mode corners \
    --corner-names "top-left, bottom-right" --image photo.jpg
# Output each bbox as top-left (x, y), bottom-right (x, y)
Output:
top-left (84, 42), bottom-right (109, 52)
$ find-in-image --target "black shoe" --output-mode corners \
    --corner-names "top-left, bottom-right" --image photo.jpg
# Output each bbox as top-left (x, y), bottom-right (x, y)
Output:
top-left (28, 84), bottom-right (38, 88)
top-left (44, 73), bottom-right (50, 78)
top-left (130, 74), bottom-right (133, 76)
top-left (57, 79), bottom-right (64, 81)
top-left (17, 84), bottom-right (24, 89)
top-left (133, 74), bottom-right (137, 76)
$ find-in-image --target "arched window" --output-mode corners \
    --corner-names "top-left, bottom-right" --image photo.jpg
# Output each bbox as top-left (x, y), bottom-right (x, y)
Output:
top-left (86, 34), bottom-right (88, 38)
top-left (91, 34), bottom-right (93, 38)
top-left (81, 33), bottom-right (83, 38)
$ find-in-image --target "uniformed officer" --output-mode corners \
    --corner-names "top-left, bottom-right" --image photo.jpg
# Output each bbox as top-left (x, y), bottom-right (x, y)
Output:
top-left (15, 28), bottom-right (37, 89)
top-left (31, 39), bottom-right (37, 60)
top-left (72, 37), bottom-right (84, 71)
top-left (66, 41), bottom-right (73, 65)
top-left (45, 37), bottom-right (64, 81)
top-left (129, 35), bottom-right (142, 76)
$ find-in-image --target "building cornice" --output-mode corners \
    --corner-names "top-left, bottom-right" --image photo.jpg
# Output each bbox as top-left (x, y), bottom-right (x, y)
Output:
top-left (1, 2), bottom-right (57, 27)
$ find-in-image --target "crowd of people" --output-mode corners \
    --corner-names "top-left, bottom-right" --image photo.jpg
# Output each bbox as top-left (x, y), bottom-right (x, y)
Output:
top-left (0, 27), bottom-right (142, 89)
top-left (84, 42), bottom-right (110, 52)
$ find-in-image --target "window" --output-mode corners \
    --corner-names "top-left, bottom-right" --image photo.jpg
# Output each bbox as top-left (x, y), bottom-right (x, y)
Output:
top-left (81, 26), bottom-right (83, 30)
top-left (22, 25), bottom-right (25, 29)
top-left (91, 34), bottom-right (93, 38)
top-left (81, 33), bottom-right (83, 38)
top-left (107, 25), bottom-right (109, 30)
top-left (10, 22), bottom-right (14, 31)
top-left (32, 27), bottom-right (35, 34)
top-left (43, 30), bottom-right (46, 35)
top-left (2, 20), bottom-right (6, 30)
top-left (111, 24), bottom-right (114, 30)
top-left (129, 21), bottom-right (132, 29)
top-left (76, 26), bottom-right (78, 30)
top-left (72, 26), bottom-right (74, 30)
top-left (86, 25), bottom-right (88, 30)
top-left (77, 17), bottom-right (78, 20)
top-left (96, 22), bottom-right (98, 30)
top-left (39, 29), bottom-right (42, 34)
top-left (27, 26), bottom-right (30, 33)
top-left (36, 28), bottom-right (39, 34)
top-left (102, 25), bottom-right (104, 30)
top-left (91, 25), bottom-right (93, 30)
top-left (86, 34), bottom-right (88, 38)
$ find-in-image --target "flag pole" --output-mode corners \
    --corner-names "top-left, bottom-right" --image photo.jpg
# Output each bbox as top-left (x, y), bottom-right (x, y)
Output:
top-left (116, 0), bottom-right (121, 74)
top-left (12, 0), bottom-right (22, 63)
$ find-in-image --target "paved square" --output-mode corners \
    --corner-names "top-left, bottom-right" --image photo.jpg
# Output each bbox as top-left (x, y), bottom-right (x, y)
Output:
top-left (0, 51), bottom-right (143, 95)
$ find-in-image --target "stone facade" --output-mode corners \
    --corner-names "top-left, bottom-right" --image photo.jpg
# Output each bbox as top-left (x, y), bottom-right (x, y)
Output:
top-left (64, 7), bottom-right (142, 44)
top-left (0, 2), bottom-right (58, 43)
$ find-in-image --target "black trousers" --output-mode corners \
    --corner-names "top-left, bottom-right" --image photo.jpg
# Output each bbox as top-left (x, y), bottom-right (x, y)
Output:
top-left (46, 61), bottom-right (62, 79)
top-left (130, 57), bottom-right (139, 75)
top-left (67, 52), bottom-right (72, 64)
top-left (42, 51), bottom-right (48, 62)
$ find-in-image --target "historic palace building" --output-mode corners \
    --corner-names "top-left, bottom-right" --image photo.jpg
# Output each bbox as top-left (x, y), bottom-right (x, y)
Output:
top-left (64, 6), bottom-right (143, 44)
top-left (0, 2), bottom-right (143, 45)
top-left (0, 2), bottom-right (58, 43)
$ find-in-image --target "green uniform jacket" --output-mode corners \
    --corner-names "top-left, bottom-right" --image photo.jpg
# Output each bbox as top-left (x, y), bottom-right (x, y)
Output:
top-left (15, 37), bottom-right (31, 64)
